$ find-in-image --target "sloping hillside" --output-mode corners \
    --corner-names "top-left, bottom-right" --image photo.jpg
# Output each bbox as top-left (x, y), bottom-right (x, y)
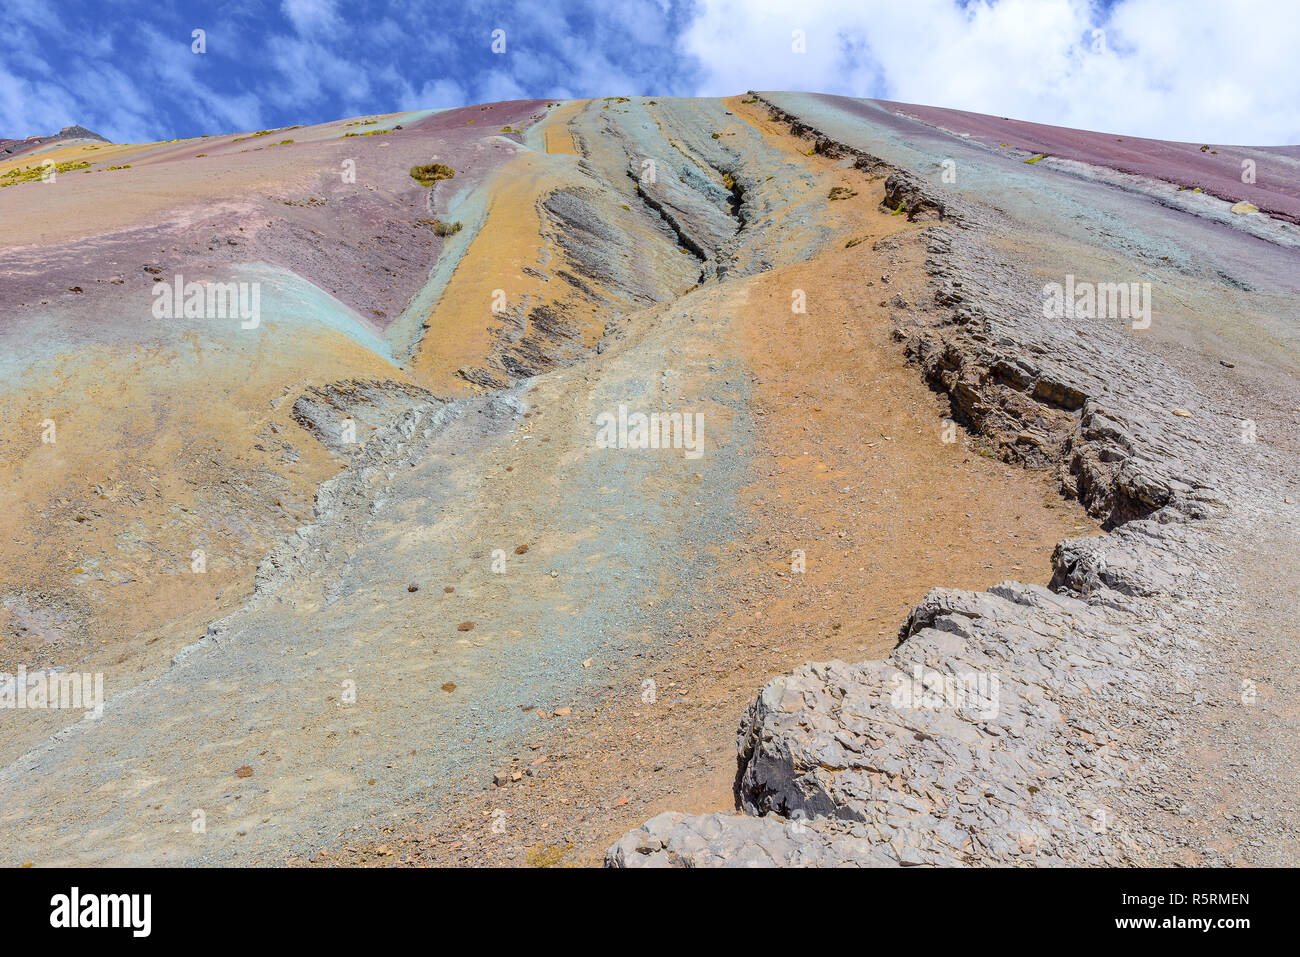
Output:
top-left (0, 93), bottom-right (1295, 867)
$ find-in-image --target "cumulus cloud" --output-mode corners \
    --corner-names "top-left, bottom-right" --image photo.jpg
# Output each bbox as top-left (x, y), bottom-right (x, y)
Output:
top-left (679, 0), bottom-right (1300, 144)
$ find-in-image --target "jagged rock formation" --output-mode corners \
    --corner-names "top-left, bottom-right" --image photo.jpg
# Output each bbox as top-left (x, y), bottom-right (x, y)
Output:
top-left (613, 532), bottom-right (1214, 866)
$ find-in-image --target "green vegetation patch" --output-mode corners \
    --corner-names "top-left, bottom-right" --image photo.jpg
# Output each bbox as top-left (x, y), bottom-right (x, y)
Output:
top-left (0, 159), bottom-right (92, 186)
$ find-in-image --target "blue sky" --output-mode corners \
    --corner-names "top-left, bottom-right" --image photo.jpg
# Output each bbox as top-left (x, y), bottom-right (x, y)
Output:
top-left (3, 0), bottom-right (1297, 145)
top-left (2, 0), bottom-right (703, 141)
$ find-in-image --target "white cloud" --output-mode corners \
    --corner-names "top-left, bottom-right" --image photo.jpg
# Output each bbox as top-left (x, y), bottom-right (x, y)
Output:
top-left (139, 27), bottom-right (265, 136)
top-left (411, 78), bottom-right (470, 110)
top-left (264, 35), bottom-right (372, 110)
top-left (476, 71), bottom-right (530, 104)
top-left (282, 0), bottom-right (341, 35)
top-left (680, 0), bottom-right (1300, 144)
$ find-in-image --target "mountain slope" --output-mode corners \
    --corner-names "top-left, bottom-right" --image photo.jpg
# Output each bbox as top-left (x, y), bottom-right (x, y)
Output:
top-left (0, 93), bottom-right (1295, 867)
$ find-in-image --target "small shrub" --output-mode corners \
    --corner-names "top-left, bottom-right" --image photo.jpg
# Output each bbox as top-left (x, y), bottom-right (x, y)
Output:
top-left (410, 163), bottom-right (455, 186)
top-left (526, 842), bottom-right (574, 867)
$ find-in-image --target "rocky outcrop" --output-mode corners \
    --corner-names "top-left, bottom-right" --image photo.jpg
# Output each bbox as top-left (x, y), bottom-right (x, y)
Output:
top-left (0, 124), bottom-right (109, 157)
top-left (883, 173), bottom-right (947, 221)
top-left (607, 811), bottom-right (896, 867)
top-left (751, 93), bottom-right (945, 224)
top-left (905, 224), bottom-right (1230, 529)
top-left (611, 522), bottom-right (1221, 868)
top-left (290, 379), bottom-right (436, 456)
